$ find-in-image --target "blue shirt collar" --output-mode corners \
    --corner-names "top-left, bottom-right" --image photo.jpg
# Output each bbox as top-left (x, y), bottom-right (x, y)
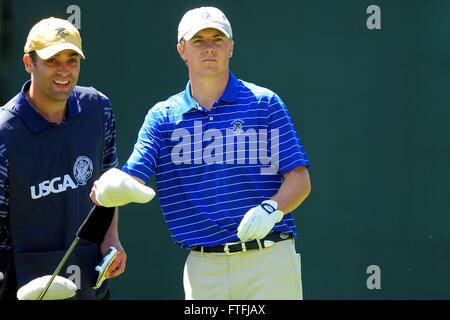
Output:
top-left (13, 80), bottom-right (82, 133)
top-left (180, 71), bottom-right (240, 114)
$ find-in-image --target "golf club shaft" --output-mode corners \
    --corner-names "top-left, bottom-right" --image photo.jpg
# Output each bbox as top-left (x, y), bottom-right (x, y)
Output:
top-left (37, 237), bottom-right (80, 300)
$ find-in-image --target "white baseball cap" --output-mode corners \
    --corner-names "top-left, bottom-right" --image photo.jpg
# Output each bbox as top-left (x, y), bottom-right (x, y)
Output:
top-left (177, 7), bottom-right (232, 42)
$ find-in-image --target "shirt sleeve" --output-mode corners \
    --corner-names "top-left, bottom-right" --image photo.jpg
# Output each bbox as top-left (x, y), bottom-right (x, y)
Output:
top-left (98, 92), bottom-right (119, 173)
top-left (268, 93), bottom-right (310, 175)
top-left (0, 136), bottom-right (11, 250)
top-left (122, 106), bottom-right (164, 184)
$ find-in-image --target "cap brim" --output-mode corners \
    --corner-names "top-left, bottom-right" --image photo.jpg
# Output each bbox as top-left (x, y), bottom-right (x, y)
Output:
top-left (35, 43), bottom-right (85, 60)
top-left (181, 23), bottom-right (231, 41)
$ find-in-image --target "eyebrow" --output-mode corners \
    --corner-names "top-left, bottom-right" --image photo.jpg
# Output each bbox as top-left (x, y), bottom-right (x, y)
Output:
top-left (49, 52), bottom-right (80, 58)
top-left (192, 33), bottom-right (226, 39)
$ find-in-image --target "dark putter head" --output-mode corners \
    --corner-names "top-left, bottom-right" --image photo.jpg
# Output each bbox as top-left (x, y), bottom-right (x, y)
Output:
top-left (77, 205), bottom-right (115, 245)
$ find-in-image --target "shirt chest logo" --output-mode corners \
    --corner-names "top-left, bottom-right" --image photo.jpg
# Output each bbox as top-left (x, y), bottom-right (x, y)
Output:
top-left (30, 155), bottom-right (94, 199)
top-left (73, 156), bottom-right (93, 186)
top-left (231, 119), bottom-right (244, 134)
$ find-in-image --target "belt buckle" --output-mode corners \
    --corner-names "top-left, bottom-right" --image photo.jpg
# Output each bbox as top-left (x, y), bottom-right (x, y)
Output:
top-left (224, 241), bottom-right (246, 255)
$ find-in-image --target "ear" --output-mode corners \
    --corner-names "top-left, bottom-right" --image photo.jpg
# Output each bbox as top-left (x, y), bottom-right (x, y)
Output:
top-left (229, 40), bottom-right (234, 58)
top-left (23, 54), bottom-right (33, 74)
top-left (177, 42), bottom-right (187, 63)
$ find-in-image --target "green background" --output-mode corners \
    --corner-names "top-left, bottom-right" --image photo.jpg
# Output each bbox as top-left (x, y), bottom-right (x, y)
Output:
top-left (1, 0), bottom-right (449, 299)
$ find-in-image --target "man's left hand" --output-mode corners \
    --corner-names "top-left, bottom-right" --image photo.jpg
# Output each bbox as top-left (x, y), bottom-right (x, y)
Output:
top-left (237, 200), bottom-right (284, 242)
top-left (100, 238), bottom-right (127, 279)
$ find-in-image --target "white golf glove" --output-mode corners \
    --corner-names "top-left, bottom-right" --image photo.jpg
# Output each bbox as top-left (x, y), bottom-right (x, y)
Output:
top-left (237, 200), bottom-right (284, 242)
top-left (95, 168), bottom-right (156, 207)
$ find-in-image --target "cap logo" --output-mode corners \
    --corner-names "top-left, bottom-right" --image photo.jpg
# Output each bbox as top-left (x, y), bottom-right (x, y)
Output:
top-left (201, 12), bottom-right (211, 20)
top-left (55, 27), bottom-right (69, 38)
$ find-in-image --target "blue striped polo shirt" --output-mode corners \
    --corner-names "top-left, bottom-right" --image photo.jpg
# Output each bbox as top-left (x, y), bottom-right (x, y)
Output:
top-left (123, 72), bottom-right (310, 248)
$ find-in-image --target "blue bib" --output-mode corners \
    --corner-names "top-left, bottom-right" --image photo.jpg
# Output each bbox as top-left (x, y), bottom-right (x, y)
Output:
top-left (0, 86), bottom-right (109, 299)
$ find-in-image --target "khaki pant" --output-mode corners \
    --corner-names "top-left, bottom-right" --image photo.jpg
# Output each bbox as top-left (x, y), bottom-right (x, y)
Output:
top-left (183, 238), bottom-right (303, 300)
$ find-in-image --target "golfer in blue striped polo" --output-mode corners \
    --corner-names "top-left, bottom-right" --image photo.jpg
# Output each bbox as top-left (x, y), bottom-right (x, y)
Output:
top-left (91, 6), bottom-right (311, 300)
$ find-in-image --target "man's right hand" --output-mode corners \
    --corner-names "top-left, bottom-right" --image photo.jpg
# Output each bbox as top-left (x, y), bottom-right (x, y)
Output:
top-left (89, 168), bottom-right (155, 207)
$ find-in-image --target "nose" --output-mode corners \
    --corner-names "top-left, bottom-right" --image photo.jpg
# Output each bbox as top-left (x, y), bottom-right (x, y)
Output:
top-left (203, 39), bottom-right (215, 54)
top-left (56, 62), bottom-right (70, 76)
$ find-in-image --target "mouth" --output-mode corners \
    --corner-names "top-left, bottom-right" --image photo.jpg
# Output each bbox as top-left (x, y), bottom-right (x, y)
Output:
top-left (202, 59), bottom-right (217, 63)
top-left (52, 79), bottom-right (71, 89)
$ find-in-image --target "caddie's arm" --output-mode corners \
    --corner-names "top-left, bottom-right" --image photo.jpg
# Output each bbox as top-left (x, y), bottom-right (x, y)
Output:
top-left (100, 207), bottom-right (127, 279)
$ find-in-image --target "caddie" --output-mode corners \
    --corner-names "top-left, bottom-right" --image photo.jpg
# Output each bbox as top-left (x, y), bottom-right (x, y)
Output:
top-left (0, 17), bottom-right (126, 300)
top-left (91, 6), bottom-right (311, 299)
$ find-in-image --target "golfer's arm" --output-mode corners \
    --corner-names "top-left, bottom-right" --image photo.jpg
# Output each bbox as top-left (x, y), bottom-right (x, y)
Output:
top-left (271, 165), bottom-right (311, 214)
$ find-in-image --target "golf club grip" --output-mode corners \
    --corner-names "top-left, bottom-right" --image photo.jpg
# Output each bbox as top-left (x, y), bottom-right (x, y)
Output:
top-left (77, 205), bottom-right (115, 244)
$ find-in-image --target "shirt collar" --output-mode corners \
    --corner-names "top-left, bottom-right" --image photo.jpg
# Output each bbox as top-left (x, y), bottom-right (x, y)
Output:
top-left (180, 71), bottom-right (240, 114)
top-left (219, 71), bottom-right (240, 103)
top-left (13, 80), bottom-right (82, 133)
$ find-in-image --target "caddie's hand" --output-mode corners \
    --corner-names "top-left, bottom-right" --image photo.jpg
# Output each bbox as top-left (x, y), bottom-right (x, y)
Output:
top-left (100, 238), bottom-right (127, 279)
top-left (237, 200), bottom-right (284, 242)
top-left (89, 168), bottom-right (155, 207)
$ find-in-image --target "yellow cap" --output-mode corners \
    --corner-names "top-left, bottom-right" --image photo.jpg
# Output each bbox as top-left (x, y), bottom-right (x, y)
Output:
top-left (24, 17), bottom-right (85, 59)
